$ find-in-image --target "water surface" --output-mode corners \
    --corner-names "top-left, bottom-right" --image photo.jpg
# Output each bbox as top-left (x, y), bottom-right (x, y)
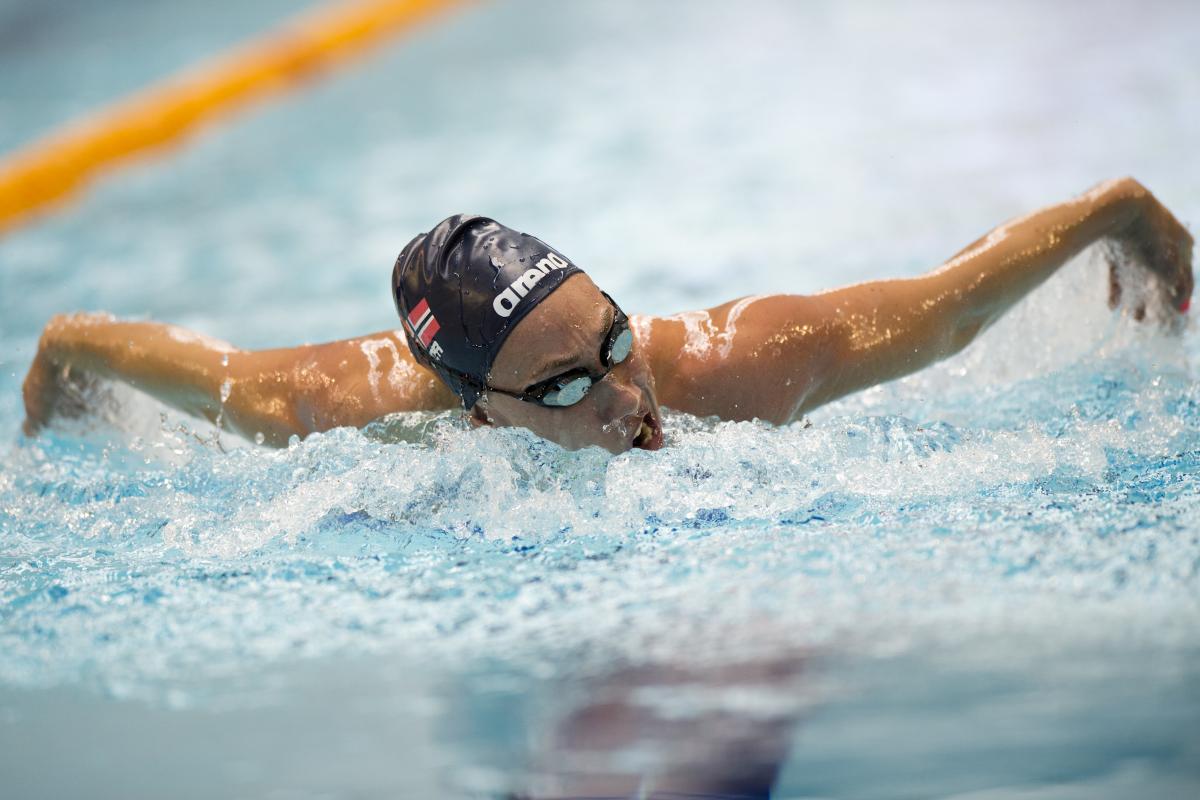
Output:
top-left (1, 1), bottom-right (1199, 797)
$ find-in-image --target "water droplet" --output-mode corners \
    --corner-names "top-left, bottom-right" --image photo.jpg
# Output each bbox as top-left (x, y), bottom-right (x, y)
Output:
top-left (221, 354), bottom-right (229, 367)
top-left (220, 379), bottom-right (233, 403)
top-left (254, 431), bottom-right (265, 445)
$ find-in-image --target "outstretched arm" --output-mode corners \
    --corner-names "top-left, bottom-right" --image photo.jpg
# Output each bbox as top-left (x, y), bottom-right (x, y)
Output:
top-left (22, 315), bottom-right (457, 445)
top-left (648, 177), bottom-right (1193, 423)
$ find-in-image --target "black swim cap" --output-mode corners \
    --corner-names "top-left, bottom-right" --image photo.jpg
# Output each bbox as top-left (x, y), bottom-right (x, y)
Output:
top-left (392, 215), bottom-right (584, 409)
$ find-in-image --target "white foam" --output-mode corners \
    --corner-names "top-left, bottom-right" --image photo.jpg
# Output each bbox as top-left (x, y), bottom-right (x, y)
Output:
top-left (664, 310), bottom-right (718, 358)
top-left (628, 314), bottom-right (654, 353)
top-left (715, 294), bottom-right (769, 358)
top-left (359, 335), bottom-right (417, 403)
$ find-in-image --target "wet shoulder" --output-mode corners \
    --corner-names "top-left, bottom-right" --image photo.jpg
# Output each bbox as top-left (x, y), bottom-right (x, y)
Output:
top-left (631, 296), bottom-right (830, 423)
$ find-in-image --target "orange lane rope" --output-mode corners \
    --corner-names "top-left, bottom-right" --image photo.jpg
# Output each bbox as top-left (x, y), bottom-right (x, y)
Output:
top-left (0, 0), bottom-right (469, 235)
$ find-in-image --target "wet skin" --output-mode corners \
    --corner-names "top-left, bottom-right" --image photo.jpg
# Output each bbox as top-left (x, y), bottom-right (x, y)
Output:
top-left (22, 177), bottom-right (1194, 453)
top-left (475, 273), bottom-right (665, 453)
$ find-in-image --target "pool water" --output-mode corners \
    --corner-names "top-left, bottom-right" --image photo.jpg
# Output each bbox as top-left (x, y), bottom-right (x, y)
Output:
top-left (2, 1), bottom-right (1199, 797)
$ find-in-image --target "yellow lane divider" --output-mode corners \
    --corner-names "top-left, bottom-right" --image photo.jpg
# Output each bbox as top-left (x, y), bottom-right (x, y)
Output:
top-left (0, 0), bottom-right (470, 235)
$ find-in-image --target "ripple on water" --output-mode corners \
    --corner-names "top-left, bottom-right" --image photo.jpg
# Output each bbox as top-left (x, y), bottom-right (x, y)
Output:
top-left (1, 294), bottom-right (1198, 694)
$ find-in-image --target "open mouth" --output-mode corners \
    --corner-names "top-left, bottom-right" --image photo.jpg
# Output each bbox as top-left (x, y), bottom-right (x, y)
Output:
top-left (631, 411), bottom-right (664, 450)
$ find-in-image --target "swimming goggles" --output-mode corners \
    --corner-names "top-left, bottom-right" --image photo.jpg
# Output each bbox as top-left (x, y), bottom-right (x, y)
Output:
top-left (470, 291), bottom-right (634, 408)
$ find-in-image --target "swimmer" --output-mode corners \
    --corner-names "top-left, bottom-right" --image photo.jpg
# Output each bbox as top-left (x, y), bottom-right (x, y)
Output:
top-left (21, 177), bottom-right (1193, 453)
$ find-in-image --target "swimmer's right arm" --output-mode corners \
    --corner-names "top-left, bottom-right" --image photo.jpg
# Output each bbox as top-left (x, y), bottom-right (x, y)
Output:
top-left (21, 315), bottom-right (458, 445)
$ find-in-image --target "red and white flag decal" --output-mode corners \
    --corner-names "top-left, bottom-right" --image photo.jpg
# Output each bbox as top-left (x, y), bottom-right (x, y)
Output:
top-left (407, 298), bottom-right (441, 348)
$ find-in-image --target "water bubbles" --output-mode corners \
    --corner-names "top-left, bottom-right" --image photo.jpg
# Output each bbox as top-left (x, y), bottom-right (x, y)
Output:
top-left (0, 47), bottom-right (1196, 710)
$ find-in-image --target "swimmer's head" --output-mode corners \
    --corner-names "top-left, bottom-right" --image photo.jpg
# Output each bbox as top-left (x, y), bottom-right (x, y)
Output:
top-left (393, 215), bottom-right (662, 452)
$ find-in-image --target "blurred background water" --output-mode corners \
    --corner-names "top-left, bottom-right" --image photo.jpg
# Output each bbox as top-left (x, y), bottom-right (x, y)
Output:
top-left (1, 1), bottom-right (1199, 797)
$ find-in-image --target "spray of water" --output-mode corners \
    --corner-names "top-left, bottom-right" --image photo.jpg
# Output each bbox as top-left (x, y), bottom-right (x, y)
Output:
top-left (1, 250), bottom-right (1196, 698)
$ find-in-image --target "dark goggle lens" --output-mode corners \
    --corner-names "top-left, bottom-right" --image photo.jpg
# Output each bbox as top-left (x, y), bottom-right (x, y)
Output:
top-left (608, 326), bottom-right (633, 365)
top-left (542, 375), bottom-right (592, 407)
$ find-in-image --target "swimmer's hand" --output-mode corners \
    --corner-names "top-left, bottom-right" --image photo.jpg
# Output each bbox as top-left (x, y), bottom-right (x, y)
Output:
top-left (1104, 177), bottom-right (1194, 319)
top-left (21, 313), bottom-right (105, 435)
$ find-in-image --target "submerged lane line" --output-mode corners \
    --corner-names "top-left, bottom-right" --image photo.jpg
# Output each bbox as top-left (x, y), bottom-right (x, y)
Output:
top-left (0, 0), bottom-right (471, 236)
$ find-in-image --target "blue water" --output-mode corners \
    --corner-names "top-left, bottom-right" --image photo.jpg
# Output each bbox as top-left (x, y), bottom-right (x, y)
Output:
top-left (2, 1), bottom-right (1200, 797)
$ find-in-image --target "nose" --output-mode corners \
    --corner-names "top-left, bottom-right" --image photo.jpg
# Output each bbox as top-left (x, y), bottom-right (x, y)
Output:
top-left (593, 373), bottom-right (643, 422)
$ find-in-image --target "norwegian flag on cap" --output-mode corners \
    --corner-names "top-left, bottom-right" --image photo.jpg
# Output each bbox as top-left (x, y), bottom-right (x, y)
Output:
top-left (391, 214), bottom-right (582, 409)
top-left (406, 297), bottom-right (440, 349)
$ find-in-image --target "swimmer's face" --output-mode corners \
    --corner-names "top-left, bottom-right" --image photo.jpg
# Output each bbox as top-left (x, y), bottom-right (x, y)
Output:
top-left (477, 273), bottom-right (664, 453)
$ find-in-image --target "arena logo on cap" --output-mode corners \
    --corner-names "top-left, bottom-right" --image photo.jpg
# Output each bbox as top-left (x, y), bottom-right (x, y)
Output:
top-left (492, 252), bottom-right (571, 317)
top-left (406, 297), bottom-right (442, 355)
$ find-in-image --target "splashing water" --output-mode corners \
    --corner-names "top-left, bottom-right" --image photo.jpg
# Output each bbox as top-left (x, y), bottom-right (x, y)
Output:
top-left (1, 0), bottom-right (1199, 793)
top-left (2, 252), bottom-right (1197, 699)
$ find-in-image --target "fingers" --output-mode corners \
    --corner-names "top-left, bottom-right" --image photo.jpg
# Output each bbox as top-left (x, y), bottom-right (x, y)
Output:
top-left (55, 364), bottom-right (96, 418)
top-left (20, 348), bottom-right (89, 436)
top-left (20, 373), bottom-right (52, 437)
top-left (1105, 241), bottom-right (1184, 323)
top-left (1173, 230), bottom-right (1193, 313)
top-left (1174, 269), bottom-right (1193, 313)
top-left (1081, 182), bottom-right (1189, 323)
top-left (1121, 197), bottom-right (1194, 314)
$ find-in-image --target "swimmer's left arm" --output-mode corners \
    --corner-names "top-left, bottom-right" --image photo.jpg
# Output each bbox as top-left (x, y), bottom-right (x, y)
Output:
top-left (795, 177), bottom-right (1192, 412)
top-left (649, 177), bottom-right (1192, 423)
